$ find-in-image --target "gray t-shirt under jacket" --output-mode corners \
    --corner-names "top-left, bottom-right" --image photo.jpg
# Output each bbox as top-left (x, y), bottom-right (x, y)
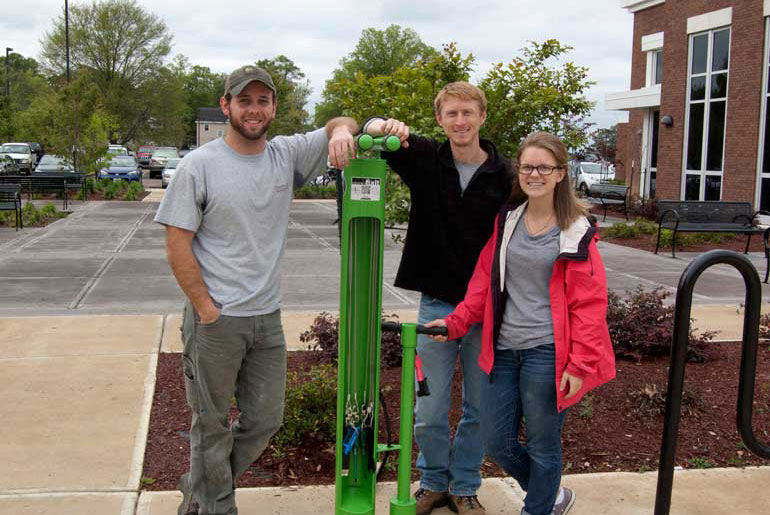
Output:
top-left (497, 220), bottom-right (560, 351)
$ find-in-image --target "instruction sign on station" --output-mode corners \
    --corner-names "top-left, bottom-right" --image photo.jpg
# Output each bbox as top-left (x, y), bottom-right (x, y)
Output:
top-left (350, 178), bottom-right (381, 201)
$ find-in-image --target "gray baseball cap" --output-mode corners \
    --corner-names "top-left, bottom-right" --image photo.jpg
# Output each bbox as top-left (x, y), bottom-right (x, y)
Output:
top-left (224, 65), bottom-right (276, 97)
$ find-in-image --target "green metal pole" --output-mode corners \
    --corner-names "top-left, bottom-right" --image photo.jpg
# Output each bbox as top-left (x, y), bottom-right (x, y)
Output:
top-left (390, 323), bottom-right (417, 515)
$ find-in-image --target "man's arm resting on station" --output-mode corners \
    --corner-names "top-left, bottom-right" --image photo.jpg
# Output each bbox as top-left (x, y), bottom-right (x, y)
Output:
top-left (165, 225), bottom-right (219, 324)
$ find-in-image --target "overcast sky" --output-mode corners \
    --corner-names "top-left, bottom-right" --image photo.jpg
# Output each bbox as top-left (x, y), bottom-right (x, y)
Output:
top-left (7, 0), bottom-right (634, 129)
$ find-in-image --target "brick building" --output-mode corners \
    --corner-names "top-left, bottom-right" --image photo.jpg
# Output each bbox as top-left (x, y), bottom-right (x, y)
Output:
top-left (607, 0), bottom-right (770, 209)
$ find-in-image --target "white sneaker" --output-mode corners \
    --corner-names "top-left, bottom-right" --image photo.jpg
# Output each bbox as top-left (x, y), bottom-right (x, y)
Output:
top-left (551, 487), bottom-right (575, 515)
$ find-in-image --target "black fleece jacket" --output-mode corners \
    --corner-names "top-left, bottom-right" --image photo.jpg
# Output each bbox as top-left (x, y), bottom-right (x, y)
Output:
top-left (383, 134), bottom-right (514, 305)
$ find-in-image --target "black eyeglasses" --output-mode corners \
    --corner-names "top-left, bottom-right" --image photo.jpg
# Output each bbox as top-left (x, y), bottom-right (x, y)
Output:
top-left (516, 164), bottom-right (563, 175)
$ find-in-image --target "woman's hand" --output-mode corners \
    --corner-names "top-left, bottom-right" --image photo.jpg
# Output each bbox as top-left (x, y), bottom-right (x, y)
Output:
top-left (424, 319), bottom-right (447, 342)
top-left (560, 371), bottom-right (584, 400)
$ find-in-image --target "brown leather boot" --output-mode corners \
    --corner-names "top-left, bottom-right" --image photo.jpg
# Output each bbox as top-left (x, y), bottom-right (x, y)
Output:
top-left (414, 488), bottom-right (448, 515)
top-left (448, 494), bottom-right (486, 514)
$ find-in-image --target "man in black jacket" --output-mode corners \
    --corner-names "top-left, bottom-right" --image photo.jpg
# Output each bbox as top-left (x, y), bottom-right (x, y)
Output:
top-left (364, 82), bottom-right (513, 515)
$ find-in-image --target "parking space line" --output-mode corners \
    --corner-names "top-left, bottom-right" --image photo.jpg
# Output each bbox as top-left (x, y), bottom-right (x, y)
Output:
top-left (288, 218), bottom-right (337, 251)
top-left (68, 207), bottom-right (153, 310)
top-left (114, 207), bottom-right (152, 253)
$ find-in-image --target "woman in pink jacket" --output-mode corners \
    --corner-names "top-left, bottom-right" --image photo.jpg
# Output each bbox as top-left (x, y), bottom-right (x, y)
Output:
top-left (426, 132), bottom-right (615, 515)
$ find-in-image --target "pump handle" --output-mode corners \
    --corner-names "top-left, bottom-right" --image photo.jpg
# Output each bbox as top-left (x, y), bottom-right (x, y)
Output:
top-left (357, 134), bottom-right (402, 152)
top-left (381, 321), bottom-right (448, 336)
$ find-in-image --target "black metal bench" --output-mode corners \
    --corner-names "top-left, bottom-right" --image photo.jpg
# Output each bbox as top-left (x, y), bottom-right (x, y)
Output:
top-left (0, 184), bottom-right (22, 230)
top-left (586, 183), bottom-right (629, 221)
top-left (655, 200), bottom-right (770, 282)
top-left (0, 173), bottom-right (88, 210)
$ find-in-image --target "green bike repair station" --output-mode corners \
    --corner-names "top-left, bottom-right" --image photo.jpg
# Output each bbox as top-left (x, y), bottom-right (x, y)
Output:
top-left (335, 134), bottom-right (445, 515)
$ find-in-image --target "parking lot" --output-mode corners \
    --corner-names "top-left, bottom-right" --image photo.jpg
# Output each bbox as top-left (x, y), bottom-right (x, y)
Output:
top-left (0, 198), bottom-right (418, 317)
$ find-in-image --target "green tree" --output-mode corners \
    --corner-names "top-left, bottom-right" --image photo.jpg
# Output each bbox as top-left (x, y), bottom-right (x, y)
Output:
top-left (479, 40), bottom-right (595, 158)
top-left (18, 73), bottom-right (115, 174)
top-left (314, 43), bottom-right (475, 225)
top-left (0, 52), bottom-right (51, 141)
top-left (171, 55), bottom-right (226, 146)
top-left (255, 55), bottom-right (311, 136)
top-left (592, 125), bottom-right (617, 163)
top-left (314, 25), bottom-right (437, 126)
top-left (40, 0), bottom-right (173, 144)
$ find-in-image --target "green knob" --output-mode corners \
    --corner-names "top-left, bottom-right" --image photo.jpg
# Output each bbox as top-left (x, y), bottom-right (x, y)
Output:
top-left (383, 135), bottom-right (401, 152)
top-left (357, 134), bottom-right (374, 151)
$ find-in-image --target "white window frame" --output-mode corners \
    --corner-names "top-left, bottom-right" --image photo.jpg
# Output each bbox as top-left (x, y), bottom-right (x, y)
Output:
top-left (756, 17), bottom-right (770, 210)
top-left (681, 26), bottom-right (731, 201)
top-left (643, 32), bottom-right (664, 88)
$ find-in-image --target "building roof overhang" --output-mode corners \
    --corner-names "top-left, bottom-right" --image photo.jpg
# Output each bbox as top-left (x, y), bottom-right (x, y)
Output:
top-left (605, 84), bottom-right (661, 111)
top-left (621, 0), bottom-right (665, 13)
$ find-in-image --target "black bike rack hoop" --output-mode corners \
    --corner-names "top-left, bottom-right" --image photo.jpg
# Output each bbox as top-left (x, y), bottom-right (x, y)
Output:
top-left (654, 250), bottom-right (770, 515)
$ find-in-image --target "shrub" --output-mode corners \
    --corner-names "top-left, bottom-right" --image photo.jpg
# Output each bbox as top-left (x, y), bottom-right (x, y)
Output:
top-left (604, 219), bottom-right (658, 239)
top-left (628, 198), bottom-right (658, 221)
top-left (1, 202), bottom-right (68, 228)
top-left (301, 312), bottom-right (404, 368)
top-left (271, 364), bottom-right (337, 451)
top-left (124, 181), bottom-right (144, 201)
top-left (300, 312), bottom-right (338, 363)
top-left (294, 184), bottom-right (336, 199)
top-left (629, 383), bottom-right (704, 418)
top-left (656, 229), bottom-right (732, 249)
top-left (607, 286), bottom-right (718, 362)
top-left (102, 181), bottom-right (120, 200)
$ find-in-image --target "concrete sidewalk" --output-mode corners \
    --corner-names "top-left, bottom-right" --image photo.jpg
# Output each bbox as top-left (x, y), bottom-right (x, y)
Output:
top-left (1, 313), bottom-right (769, 515)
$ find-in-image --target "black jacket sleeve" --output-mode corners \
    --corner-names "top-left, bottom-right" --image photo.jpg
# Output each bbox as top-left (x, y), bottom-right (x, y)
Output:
top-left (382, 134), bottom-right (439, 189)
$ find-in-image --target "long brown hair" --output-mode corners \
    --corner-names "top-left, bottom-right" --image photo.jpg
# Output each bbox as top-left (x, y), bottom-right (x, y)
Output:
top-left (508, 131), bottom-right (588, 230)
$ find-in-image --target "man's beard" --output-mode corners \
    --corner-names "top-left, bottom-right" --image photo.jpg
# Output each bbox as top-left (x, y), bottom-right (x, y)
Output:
top-left (229, 115), bottom-right (272, 141)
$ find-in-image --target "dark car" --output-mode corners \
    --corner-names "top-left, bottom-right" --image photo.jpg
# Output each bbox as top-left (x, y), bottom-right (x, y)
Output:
top-left (35, 154), bottom-right (76, 173)
top-left (148, 147), bottom-right (179, 179)
top-left (26, 142), bottom-right (45, 164)
top-left (99, 155), bottom-right (141, 182)
top-left (136, 145), bottom-right (156, 168)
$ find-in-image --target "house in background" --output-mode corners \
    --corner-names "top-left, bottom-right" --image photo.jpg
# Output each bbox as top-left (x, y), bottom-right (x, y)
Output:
top-left (196, 107), bottom-right (228, 147)
top-left (607, 0), bottom-right (770, 209)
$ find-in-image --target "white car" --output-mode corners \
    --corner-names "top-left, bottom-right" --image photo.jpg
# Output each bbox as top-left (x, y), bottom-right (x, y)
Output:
top-left (571, 162), bottom-right (615, 196)
top-left (0, 142), bottom-right (36, 174)
top-left (161, 158), bottom-right (182, 188)
top-left (107, 144), bottom-right (129, 156)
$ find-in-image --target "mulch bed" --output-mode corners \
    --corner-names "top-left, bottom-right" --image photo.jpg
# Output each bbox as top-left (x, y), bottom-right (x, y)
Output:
top-left (141, 345), bottom-right (770, 491)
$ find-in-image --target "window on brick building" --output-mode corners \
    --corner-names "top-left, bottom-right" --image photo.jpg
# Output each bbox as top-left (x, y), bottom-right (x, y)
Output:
top-left (683, 28), bottom-right (730, 201)
top-left (653, 50), bottom-right (663, 85)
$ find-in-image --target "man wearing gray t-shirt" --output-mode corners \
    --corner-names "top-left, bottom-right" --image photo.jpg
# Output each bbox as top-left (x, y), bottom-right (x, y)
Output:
top-left (155, 65), bottom-right (357, 515)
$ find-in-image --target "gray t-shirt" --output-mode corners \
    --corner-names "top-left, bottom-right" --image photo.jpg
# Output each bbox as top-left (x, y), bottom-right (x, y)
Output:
top-left (454, 160), bottom-right (480, 193)
top-left (154, 130), bottom-right (328, 316)
top-left (497, 220), bottom-right (560, 351)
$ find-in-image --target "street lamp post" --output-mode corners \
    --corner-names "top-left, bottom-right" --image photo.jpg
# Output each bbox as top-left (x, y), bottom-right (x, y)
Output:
top-left (5, 47), bottom-right (11, 97)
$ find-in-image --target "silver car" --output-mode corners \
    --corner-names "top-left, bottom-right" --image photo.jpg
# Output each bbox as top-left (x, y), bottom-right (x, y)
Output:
top-left (0, 142), bottom-right (35, 174)
top-left (161, 158), bottom-right (182, 188)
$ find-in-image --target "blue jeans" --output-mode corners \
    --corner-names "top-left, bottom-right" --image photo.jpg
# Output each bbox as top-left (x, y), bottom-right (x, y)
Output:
top-left (482, 345), bottom-right (566, 515)
top-left (415, 295), bottom-right (484, 496)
